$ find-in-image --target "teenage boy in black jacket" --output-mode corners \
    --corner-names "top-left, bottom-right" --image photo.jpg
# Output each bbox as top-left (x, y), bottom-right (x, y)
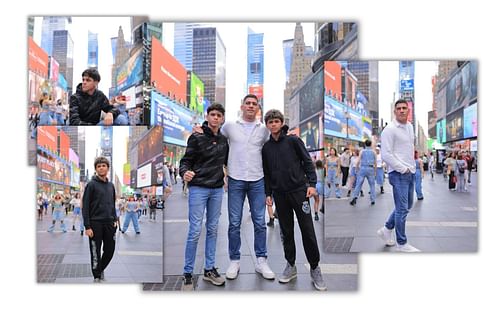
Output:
top-left (82, 156), bottom-right (118, 282)
top-left (262, 109), bottom-right (327, 291)
top-left (179, 103), bottom-right (229, 290)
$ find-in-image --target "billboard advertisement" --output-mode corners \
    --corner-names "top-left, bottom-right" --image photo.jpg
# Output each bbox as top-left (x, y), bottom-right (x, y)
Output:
top-left (59, 130), bottom-right (70, 160)
top-left (288, 92), bottom-right (300, 129)
top-left (150, 91), bottom-right (197, 147)
top-left (324, 61), bottom-right (342, 101)
top-left (138, 125), bottom-right (163, 167)
top-left (37, 153), bottom-right (70, 185)
top-left (299, 70), bottom-right (323, 122)
top-left (436, 118), bottom-right (447, 144)
top-left (49, 57), bottom-right (59, 82)
top-left (400, 79), bottom-right (414, 91)
top-left (436, 87), bottom-right (447, 120)
top-left (151, 155), bottom-right (164, 186)
top-left (324, 95), bottom-right (347, 138)
top-left (362, 116), bottom-right (373, 141)
top-left (122, 85), bottom-right (137, 110)
top-left (151, 37), bottom-right (187, 104)
top-left (58, 74), bottom-right (68, 91)
top-left (130, 169), bottom-right (137, 189)
top-left (470, 61), bottom-right (478, 100)
top-left (71, 165), bottom-right (80, 188)
top-left (137, 163), bottom-right (152, 188)
top-left (69, 148), bottom-right (79, 166)
top-left (100, 126), bottom-right (113, 150)
top-left (344, 68), bottom-right (357, 109)
top-left (123, 163), bottom-right (131, 186)
top-left (37, 126), bottom-right (58, 152)
top-left (347, 107), bottom-right (363, 142)
top-left (463, 102), bottom-right (478, 139)
top-left (406, 100), bottom-right (414, 125)
top-left (300, 115), bottom-right (321, 151)
top-left (446, 108), bottom-right (464, 142)
top-left (28, 37), bottom-right (49, 77)
top-left (189, 72), bottom-right (205, 115)
top-left (446, 62), bottom-right (471, 114)
top-left (115, 49), bottom-right (143, 93)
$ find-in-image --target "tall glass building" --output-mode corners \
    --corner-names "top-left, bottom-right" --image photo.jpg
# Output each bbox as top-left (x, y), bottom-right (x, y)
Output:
top-left (174, 23), bottom-right (208, 71)
top-left (52, 30), bottom-right (74, 95)
top-left (192, 27), bottom-right (226, 106)
top-left (247, 29), bottom-right (264, 88)
top-left (41, 16), bottom-right (72, 55)
top-left (87, 31), bottom-right (98, 69)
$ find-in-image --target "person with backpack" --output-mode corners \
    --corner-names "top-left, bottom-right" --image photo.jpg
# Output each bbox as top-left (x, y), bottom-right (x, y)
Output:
top-left (455, 153), bottom-right (468, 193)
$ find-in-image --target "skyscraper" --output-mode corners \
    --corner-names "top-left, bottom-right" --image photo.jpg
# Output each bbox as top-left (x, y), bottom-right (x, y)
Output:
top-left (174, 23), bottom-right (209, 71)
top-left (111, 26), bottom-right (130, 90)
top-left (28, 17), bottom-right (35, 38)
top-left (192, 27), bottom-right (226, 106)
top-left (52, 30), bottom-right (74, 94)
top-left (247, 28), bottom-right (264, 107)
top-left (87, 31), bottom-right (98, 69)
top-left (41, 16), bottom-right (72, 55)
top-left (282, 39), bottom-right (293, 83)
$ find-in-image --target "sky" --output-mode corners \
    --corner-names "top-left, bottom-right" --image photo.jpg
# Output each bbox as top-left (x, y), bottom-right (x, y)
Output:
top-left (33, 16), bottom-right (132, 96)
top-left (162, 22), bottom-right (316, 122)
top-left (379, 61), bottom-right (438, 137)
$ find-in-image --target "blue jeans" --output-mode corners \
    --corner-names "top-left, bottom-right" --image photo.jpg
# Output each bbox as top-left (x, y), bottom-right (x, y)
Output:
top-left (385, 171), bottom-right (415, 245)
top-left (327, 169), bottom-right (342, 198)
top-left (183, 186), bottom-right (223, 274)
top-left (227, 177), bottom-right (267, 261)
top-left (122, 211), bottom-right (140, 233)
top-left (415, 171), bottom-right (423, 198)
top-left (352, 166), bottom-right (376, 202)
top-left (376, 168), bottom-right (385, 185)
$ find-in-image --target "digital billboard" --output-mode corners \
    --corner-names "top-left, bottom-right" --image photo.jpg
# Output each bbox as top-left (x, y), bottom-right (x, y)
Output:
top-left (150, 91), bottom-right (197, 146)
top-left (436, 118), bottom-right (447, 144)
top-left (470, 61), bottom-right (478, 100)
top-left (346, 107), bottom-right (363, 142)
top-left (189, 72), bottom-right (205, 115)
top-left (300, 115), bottom-right (321, 151)
top-left (59, 130), bottom-right (69, 160)
top-left (28, 37), bottom-right (49, 77)
top-left (123, 163), bottom-right (131, 186)
top-left (446, 63), bottom-right (471, 114)
top-left (344, 68), bottom-right (357, 109)
top-left (49, 57), bottom-right (59, 82)
top-left (288, 92), bottom-right (300, 129)
top-left (324, 95), bottom-right (347, 138)
top-left (37, 152), bottom-right (70, 186)
top-left (299, 70), bottom-right (323, 122)
top-left (130, 169), bottom-right (137, 189)
top-left (446, 108), bottom-right (464, 142)
top-left (37, 126), bottom-right (58, 152)
top-left (463, 102), bottom-right (477, 139)
top-left (151, 37), bottom-right (188, 104)
top-left (71, 165), bottom-right (80, 188)
top-left (69, 148), bottom-right (79, 166)
top-left (115, 49), bottom-right (143, 93)
top-left (122, 85), bottom-right (137, 110)
top-left (151, 155), bottom-right (164, 186)
top-left (137, 163), bottom-right (152, 188)
top-left (362, 116), bottom-right (372, 141)
top-left (324, 61), bottom-right (342, 101)
top-left (248, 85), bottom-right (263, 100)
top-left (436, 87), bottom-right (447, 120)
top-left (138, 125), bottom-right (163, 167)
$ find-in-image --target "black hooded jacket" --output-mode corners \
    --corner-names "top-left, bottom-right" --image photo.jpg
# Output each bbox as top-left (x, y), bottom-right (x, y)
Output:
top-left (179, 122), bottom-right (229, 188)
top-left (70, 83), bottom-right (119, 125)
top-left (262, 129), bottom-right (317, 196)
top-left (82, 175), bottom-right (117, 229)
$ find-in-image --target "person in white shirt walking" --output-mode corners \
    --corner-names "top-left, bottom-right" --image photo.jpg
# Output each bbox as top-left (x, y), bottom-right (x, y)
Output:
top-left (377, 99), bottom-right (420, 252)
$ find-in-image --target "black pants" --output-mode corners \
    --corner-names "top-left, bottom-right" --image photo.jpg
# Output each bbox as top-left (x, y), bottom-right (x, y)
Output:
top-left (340, 166), bottom-right (349, 186)
top-left (88, 222), bottom-right (116, 279)
top-left (273, 190), bottom-right (320, 269)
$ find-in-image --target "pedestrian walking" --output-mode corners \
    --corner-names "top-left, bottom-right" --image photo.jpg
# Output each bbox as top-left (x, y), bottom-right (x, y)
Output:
top-left (339, 148), bottom-right (351, 186)
top-left (47, 193), bottom-right (67, 233)
top-left (70, 193), bottom-right (84, 235)
top-left (375, 147), bottom-right (386, 193)
top-left (122, 196), bottom-right (140, 234)
top-left (350, 140), bottom-right (377, 206)
top-left (414, 151), bottom-right (425, 200)
top-left (455, 153), bottom-right (468, 193)
top-left (325, 148), bottom-right (342, 198)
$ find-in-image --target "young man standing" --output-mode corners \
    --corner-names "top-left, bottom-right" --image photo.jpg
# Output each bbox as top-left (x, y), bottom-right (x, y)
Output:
top-left (377, 99), bottom-right (420, 252)
top-left (262, 109), bottom-right (327, 291)
top-left (82, 157), bottom-right (118, 282)
top-left (69, 68), bottom-right (126, 125)
top-left (179, 103), bottom-right (229, 290)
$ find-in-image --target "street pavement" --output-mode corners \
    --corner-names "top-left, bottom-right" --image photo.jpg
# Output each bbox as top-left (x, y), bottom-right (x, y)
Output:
top-left (324, 170), bottom-right (478, 253)
top-left (37, 208), bottom-right (163, 283)
top-left (144, 182), bottom-right (358, 292)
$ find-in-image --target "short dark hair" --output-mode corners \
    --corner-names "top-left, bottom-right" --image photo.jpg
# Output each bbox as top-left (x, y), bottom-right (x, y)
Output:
top-left (365, 139), bottom-right (372, 147)
top-left (242, 94), bottom-right (258, 104)
top-left (315, 160), bottom-right (323, 169)
top-left (94, 156), bottom-right (110, 169)
top-left (264, 109), bottom-right (284, 124)
top-left (394, 99), bottom-right (408, 107)
top-left (82, 68), bottom-right (101, 82)
top-left (207, 103), bottom-right (225, 115)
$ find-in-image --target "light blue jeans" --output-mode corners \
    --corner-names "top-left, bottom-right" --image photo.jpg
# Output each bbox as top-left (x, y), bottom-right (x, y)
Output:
top-left (122, 211), bottom-right (140, 233)
top-left (385, 171), bottom-right (415, 245)
top-left (227, 177), bottom-right (267, 261)
top-left (183, 186), bottom-right (223, 274)
top-left (327, 169), bottom-right (342, 198)
top-left (415, 170), bottom-right (424, 198)
top-left (352, 166), bottom-right (376, 202)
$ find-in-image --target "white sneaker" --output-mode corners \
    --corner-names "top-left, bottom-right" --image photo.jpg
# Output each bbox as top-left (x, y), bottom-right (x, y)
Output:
top-left (396, 243), bottom-right (421, 252)
top-left (255, 257), bottom-right (275, 280)
top-left (225, 260), bottom-right (240, 280)
top-left (377, 226), bottom-right (395, 246)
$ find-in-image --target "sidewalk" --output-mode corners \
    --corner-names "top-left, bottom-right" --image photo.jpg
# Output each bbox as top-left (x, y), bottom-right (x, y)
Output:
top-left (144, 183), bottom-right (358, 292)
top-left (324, 171), bottom-right (478, 253)
top-left (37, 210), bottom-right (163, 283)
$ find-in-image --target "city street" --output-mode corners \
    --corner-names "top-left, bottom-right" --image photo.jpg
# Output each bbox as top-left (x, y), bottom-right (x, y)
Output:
top-left (144, 183), bottom-right (358, 292)
top-left (37, 210), bottom-right (163, 283)
top-left (324, 171), bottom-right (478, 253)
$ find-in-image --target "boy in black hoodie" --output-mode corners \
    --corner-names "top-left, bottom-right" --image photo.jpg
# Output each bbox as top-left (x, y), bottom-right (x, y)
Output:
top-left (261, 109), bottom-right (327, 291)
top-left (82, 156), bottom-right (118, 282)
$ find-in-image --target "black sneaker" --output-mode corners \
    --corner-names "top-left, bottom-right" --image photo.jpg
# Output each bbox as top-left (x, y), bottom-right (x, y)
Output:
top-left (182, 273), bottom-right (194, 291)
top-left (347, 190), bottom-right (351, 197)
top-left (314, 213), bottom-right (319, 221)
top-left (72, 225), bottom-right (76, 231)
top-left (371, 201), bottom-right (375, 205)
top-left (360, 191), bottom-right (364, 197)
top-left (350, 198), bottom-right (357, 206)
top-left (80, 230), bottom-right (84, 236)
top-left (380, 187), bottom-right (384, 194)
top-left (267, 218), bottom-right (274, 227)
top-left (203, 267), bottom-right (225, 286)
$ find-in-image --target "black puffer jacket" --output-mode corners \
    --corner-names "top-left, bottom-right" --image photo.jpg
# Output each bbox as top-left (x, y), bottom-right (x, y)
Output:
top-left (70, 83), bottom-right (119, 125)
top-left (179, 122), bottom-right (229, 188)
top-left (82, 175), bottom-right (117, 229)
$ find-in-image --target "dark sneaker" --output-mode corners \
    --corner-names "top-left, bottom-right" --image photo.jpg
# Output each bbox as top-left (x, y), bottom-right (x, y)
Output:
top-left (278, 263), bottom-right (297, 283)
top-left (182, 273), bottom-right (194, 291)
top-left (314, 213), bottom-right (319, 221)
top-left (360, 190), bottom-right (364, 197)
top-left (380, 187), bottom-right (385, 194)
top-left (72, 225), bottom-right (76, 231)
top-left (310, 266), bottom-right (327, 291)
top-left (371, 201), bottom-right (375, 205)
top-left (350, 198), bottom-right (357, 206)
top-left (81, 230), bottom-right (84, 236)
top-left (203, 268), bottom-right (225, 286)
top-left (267, 218), bottom-right (274, 227)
